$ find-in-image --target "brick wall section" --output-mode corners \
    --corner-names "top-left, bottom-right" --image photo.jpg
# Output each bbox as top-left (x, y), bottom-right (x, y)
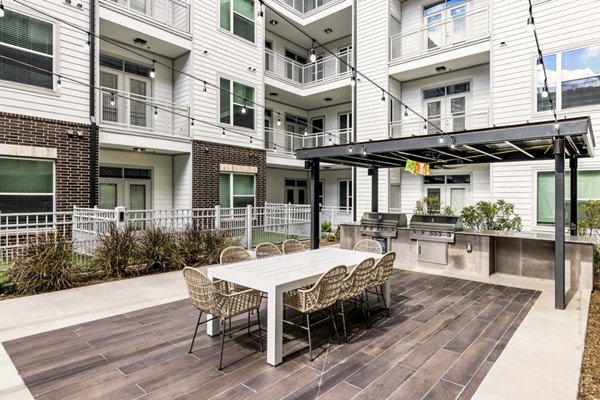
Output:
top-left (0, 112), bottom-right (97, 211)
top-left (192, 140), bottom-right (266, 209)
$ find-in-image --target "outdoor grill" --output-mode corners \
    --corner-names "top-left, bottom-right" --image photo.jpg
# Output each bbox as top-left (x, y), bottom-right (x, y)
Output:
top-left (409, 215), bottom-right (463, 243)
top-left (359, 212), bottom-right (407, 238)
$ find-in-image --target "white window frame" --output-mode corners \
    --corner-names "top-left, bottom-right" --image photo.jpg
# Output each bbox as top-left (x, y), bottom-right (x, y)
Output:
top-left (0, 156), bottom-right (55, 214)
top-left (218, 77), bottom-right (256, 130)
top-left (338, 179), bottom-right (352, 213)
top-left (219, 0), bottom-right (256, 44)
top-left (0, 8), bottom-right (58, 93)
top-left (220, 172), bottom-right (256, 208)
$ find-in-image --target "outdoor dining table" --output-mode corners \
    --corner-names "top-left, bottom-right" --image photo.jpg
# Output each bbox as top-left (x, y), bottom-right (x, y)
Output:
top-left (206, 247), bottom-right (388, 366)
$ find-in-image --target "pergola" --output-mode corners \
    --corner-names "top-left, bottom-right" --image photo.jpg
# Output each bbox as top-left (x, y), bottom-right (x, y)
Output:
top-left (296, 116), bottom-right (594, 310)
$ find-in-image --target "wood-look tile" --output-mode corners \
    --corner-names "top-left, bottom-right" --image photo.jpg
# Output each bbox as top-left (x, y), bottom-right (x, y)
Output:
top-left (476, 299), bottom-right (509, 322)
top-left (443, 337), bottom-right (496, 386)
top-left (388, 349), bottom-right (460, 400)
top-left (34, 368), bottom-right (124, 400)
top-left (316, 381), bottom-right (361, 400)
top-left (351, 363), bottom-right (415, 400)
top-left (486, 325), bottom-right (517, 363)
top-left (247, 366), bottom-right (320, 400)
top-left (361, 319), bottom-right (423, 356)
top-left (407, 313), bottom-right (456, 343)
top-left (422, 379), bottom-right (464, 400)
top-left (243, 360), bottom-right (301, 392)
top-left (456, 360), bottom-right (494, 400)
top-left (444, 318), bottom-right (490, 354)
top-left (209, 384), bottom-right (255, 400)
top-left (399, 329), bottom-right (456, 371)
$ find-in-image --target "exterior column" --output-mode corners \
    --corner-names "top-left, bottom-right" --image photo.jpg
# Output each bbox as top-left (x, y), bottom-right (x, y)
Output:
top-left (554, 139), bottom-right (565, 310)
top-left (310, 159), bottom-right (320, 250)
top-left (371, 167), bottom-right (379, 212)
top-left (570, 156), bottom-right (578, 236)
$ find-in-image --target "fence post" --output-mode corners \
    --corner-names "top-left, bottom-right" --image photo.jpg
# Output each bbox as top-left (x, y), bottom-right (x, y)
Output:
top-left (215, 205), bottom-right (221, 230)
top-left (115, 206), bottom-right (126, 230)
top-left (246, 205), bottom-right (253, 250)
top-left (285, 203), bottom-right (290, 238)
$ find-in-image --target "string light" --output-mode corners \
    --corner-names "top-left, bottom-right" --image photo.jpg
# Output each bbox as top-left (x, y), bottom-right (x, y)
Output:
top-left (202, 81), bottom-right (207, 96)
top-left (304, 128), bottom-right (308, 136)
top-left (527, 16), bottom-right (535, 34)
top-left (256, 0), bottom-right (263, 19)
top-left (277, 113), bottom-right (281, 126)
top-left (241, 102), bottom-right (247, 114)
top-left (541, 84), bottom-right (549, 98)
top-left (0, 1), bottom-right (5, 18)
top-left (84, 33), bottom-right (91, 50)
top-left (438, 135), bottom-right (444, 144)
top-left (350, 70), bottom-right (356, 87)
top-left (348, 146), bottom-right (353, 153)
top-left (149, 61), bottom-right (156, 79)
top-left (362, 145), bottom-right (367, 156)
top-left (328, 133), bottom-right (332, 144)
top-left (380, 89), bottom-right (386, 106)
top-left (250, 136), bottom-right (253, 144)
top-left (536, 55), bottom-right (544, 72)
top-left (222, 128), bottom-right (226, 136)
top-left (310, 40), bottom-right (316, 63)
top-left (190, 118), bottom-right (194, 126)
top-left (450, 136), bottom-right (456, 149)
top-left (56, 76), bottom-right (62, 89)
top-left (154, 107), bottom-right (158, 118)
top-left (555, 122), bottom-right (560, 131)
top-left (110, 94), bottom-right (115, 106)
top-left (273, 144), bottom-right (277, 152)
top-left (404, 107), bottom-right (409, 119)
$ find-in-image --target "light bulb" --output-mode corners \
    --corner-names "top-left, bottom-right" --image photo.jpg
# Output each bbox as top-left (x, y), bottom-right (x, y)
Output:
top-left (222, 128), bottom-right (225, 136)
top-left (404, 107), bottom-right (409, 119)
top-left (536, 56), bottom-right (544, 73)
top-left (250, 136), bottom-right (253, 144)
top-left (348, 147), bottom-right (353, 153)
top-left (438, 136), bottom-right (444, 144)
top-left (380, 90), bottom-right (386, 106)
top-left (310, 48), bottom-right (316, 63)
top-left (149, 64), bottom-right (156, 79)
top-left (555, 122), bottom-right (560, 130)
top-left (541, 88), bottom-right (549, 98)
top-left (277, 118), bottom-right (281, 126)
top-left (527, 16), bottom-right (535, 33)
top-left (273, 144), bottom-right (277, 152)
top-left (304, 129), bottom-right (308, 136)
top-left (56, 76), bottom-right (62, 89)
top-left (110, 95), bottom-right (115, 106)
top-left (0, 4), bottom-right (5, 18)
top-left (191, 118), bottom-right (194, 126)
top-left (241, 104), bottom-right (247, 114)
top-left (154, 107), bottom-right (158, 118)
top-left (350, 75), bottom-right (356, 87)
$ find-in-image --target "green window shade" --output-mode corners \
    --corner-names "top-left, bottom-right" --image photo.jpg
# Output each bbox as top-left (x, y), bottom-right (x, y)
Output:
top-left (99, 183), bottom-right (118, 209)
top-left (0, 158), bottom-right (53, 193)
top-left (339, 182), bottom-right (347, 208)
top-left (220, 0), bottom-right (231, 30)
top-left (578, 171), bottom-right (600, 198)
top-left (233, 175), bottom-right (254, 195)
top-left (233, 14), bottom-right (255, 42)
top-left (233, 197), bottom-right (254, 207)
top-left (220, 78), bottom-right (231, 124)
top-left (233, 0), bottom-right (254, 20)
top-left (0, 10), bottom-right (53, 55)
top-left (220, 174), bottom-right (231, 208)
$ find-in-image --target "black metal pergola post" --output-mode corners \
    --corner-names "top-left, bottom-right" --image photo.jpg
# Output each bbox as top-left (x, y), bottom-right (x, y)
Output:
top-left (310, 159), bottom-right (320, 250)
top-left (554, 139), bottom-right (566, 310)
top-left (570, 156), bottom-right (578, 236)
top-left (370, 167), bottom-right (379, 212)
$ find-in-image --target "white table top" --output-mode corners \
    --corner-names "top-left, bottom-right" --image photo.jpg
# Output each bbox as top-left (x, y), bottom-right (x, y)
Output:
top-left (208, 248), bottom-right (379, 293)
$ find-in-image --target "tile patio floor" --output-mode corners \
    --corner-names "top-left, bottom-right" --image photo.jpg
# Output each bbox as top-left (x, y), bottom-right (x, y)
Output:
top-left (2, 270), bottom-right (542, 399)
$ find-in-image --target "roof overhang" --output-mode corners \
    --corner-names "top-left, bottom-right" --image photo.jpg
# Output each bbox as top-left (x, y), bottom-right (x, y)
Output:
top-left (295, 117), bottom-right (594, 168)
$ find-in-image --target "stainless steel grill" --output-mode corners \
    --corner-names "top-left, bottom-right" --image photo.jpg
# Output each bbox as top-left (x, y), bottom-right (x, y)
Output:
top-left (409, 215), bottom-right (463, 243)
top-left (359, 212), bottom-right (407, 238)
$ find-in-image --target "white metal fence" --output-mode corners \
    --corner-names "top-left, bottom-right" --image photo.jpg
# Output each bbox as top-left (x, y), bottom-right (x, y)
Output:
top-left (389, 110), bottom-right (489, 138)
top-left (264, 128), bottom-right (352, 155)
top-left (0, 203), bottom-right (324, 270)
top-left (265, 49), bottom-right (352, 87)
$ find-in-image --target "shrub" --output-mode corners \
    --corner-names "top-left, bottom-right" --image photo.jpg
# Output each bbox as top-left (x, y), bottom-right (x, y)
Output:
top-left (0, 270), bottom-right (14, 297)
top-left (579, 200), bottom-right (600, 236)
top-left (321, 220), bottom-right (332, 233)
top-left (199, 230), bottom-right (240, 265)
top-left (11, 234), bottom-right (75, 295)
top-left (179, 225), bottom-right (205, 266)
top-left (94, 223), bottom-right (138, 278)
top-left (424, 196), bottom-right (441, 214)
top-left (335, 225), bottom-right (340, 241)
top-left (137, 226), bottom-right (185, 272)
top-left (414, 199), bottom-right (425, 214)
top-left (442, 205), bottom-right (455, 216)
top-left (325, 232), bottom-right (337, 242)
top-left (461, 199), bottom-right (522, 231)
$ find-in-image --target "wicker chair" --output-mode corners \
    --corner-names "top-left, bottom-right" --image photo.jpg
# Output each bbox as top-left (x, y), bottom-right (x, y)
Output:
top-left (282, 239), bottom-right (306, 255)
top-left (220, 246), bottom-right (252, 292)
top-left (353, 239), bottom-right (383, 255)
top-left (338, 258), bottom-right (376, 341)
top-left (283, 265), bottom-right (347, 361)
top-left (255, 242), bottom-right (282, 259)
top-left (183, 267), bottom-right (263, 370)
top-left (365, 252), bottom-right (396, 320)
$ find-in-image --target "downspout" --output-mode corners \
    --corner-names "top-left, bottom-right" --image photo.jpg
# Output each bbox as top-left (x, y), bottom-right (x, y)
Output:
top-left (89, 0), bottom-right (98, 207)
top-left (352, 0), bottom-right (357, 222)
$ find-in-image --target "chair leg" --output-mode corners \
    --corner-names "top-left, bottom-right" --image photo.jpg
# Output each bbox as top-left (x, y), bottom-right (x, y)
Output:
top-left (380, 284), bottom-right (390, 317)
top-left (219, 319), bottom-right (227, 371)
top-left (330, 306), bottom-right (340, 344)
top-left (188, 311), bottom-right (202, 354)
top-left (256, 308), bottom-right (264, 352)
top-left (339, 300), bottom-right (348, 342)
top-left (229, 317), bottom-right (232, 338)
top-left (307, 313), bottom-right (313, 362)
top-left (365, 290), bottom-right (371, 325)
top-left (359, 293), bottom-right (370, 330)
top-left (248, 311), bottom-right (251, 336)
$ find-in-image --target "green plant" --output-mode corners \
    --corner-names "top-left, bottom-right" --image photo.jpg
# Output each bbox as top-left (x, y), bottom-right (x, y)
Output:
top-left (461, 199), bottom-right (522, 231)
top-left (11, 234), bottom-right (76, 295)
top-left (579, 200), bottom-right (600, 236)
top-left (414, 199), bottom-right (425, 214)
top-left (321, 220), bottom-right (332, 233)
top-left (94, 223), bottom-right (138, 278)
top-left (179, 225), bottom-right (205, 266)
top-left (442, 205), bottom-right (455, 216)
top-left (424, 196), bottom-right (441, 214)
top-left (198, 230), bottom-right (240, 265)
top-left (335, 225), bottom-right (340, 241)
top-left (325, 232), bottom-right (337, 242)
top-left (0, 270), bottom-right (14, 297)
top-left (137, 226), bottom-right (185, 272)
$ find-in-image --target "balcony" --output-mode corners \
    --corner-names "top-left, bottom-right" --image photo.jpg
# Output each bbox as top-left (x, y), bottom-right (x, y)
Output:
top-left (389, 110), bottom-right (489, 138)
top-left (265, 128), bottom-right (352, 156)
top-left (265, 49), bottom-right (352, 88)
top-left (103, 0), bottom-right (190, 34)
top-left (99, 88), bottom-right (190, 139)
top-left (274, 0), bottom-right (344, 17)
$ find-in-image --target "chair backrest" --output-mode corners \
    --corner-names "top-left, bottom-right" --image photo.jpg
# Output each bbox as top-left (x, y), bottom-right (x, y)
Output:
top-left (282, 239), bottom-right (306, 254)
top-left (183, 267), bottom-right (220, 315)
top-left (353, 239), bottom-right (383, 255)
top-left (371, 252), bottom-right (396, 287)
top-left (311, 265), bottom-right (347, 309)
top-left (343, 257), bottom-right (376, 298)
top-left (220, 246), bottom-right (251, 265)
top-left (255, 242), bottom-right (282, 259)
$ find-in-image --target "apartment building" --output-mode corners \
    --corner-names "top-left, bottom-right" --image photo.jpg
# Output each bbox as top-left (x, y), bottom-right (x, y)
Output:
top-left (0, 0), bottom-right (598, 233)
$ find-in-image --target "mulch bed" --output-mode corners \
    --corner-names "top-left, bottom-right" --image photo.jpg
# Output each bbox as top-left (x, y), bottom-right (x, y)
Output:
top-left (579, 275), bottom-right (600, 399)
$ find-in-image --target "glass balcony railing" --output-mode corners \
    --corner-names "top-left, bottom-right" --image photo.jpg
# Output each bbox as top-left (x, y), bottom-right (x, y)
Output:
top-left (265, 49), bottom-right (352, 87)
top-left (389, 5), bottom-right (489, 62)
top-left (105, 0), bottom-right (190, 34)
top-left (265, 128), bottom-right (352, 155)
top-left (389, 110), bottom-right (489, 138)
top-left (99, 87), bottom-right (190, 138)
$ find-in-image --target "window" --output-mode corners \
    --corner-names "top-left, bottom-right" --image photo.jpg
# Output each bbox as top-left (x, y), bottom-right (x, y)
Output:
top-left (536, 171), bottom-right (600, 226)
top-left (537, 46), bottom-right (600, 111)
top-left (100, 54), bottom-right (150, 78)
top-left (220, 0), bottom-right (255, 43)
top-left (318, 181), bottom-right (324, 206)
top-left (220, 78), bottom-right (255, 129)
top-left (0, 10), bottom-right (54, 89)
top-left (0, 158), bottom-right (54, 214)
top-left (220, 173), bottom-right (255, 208)
top-left (339, 180), bottom-right (352, 212)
